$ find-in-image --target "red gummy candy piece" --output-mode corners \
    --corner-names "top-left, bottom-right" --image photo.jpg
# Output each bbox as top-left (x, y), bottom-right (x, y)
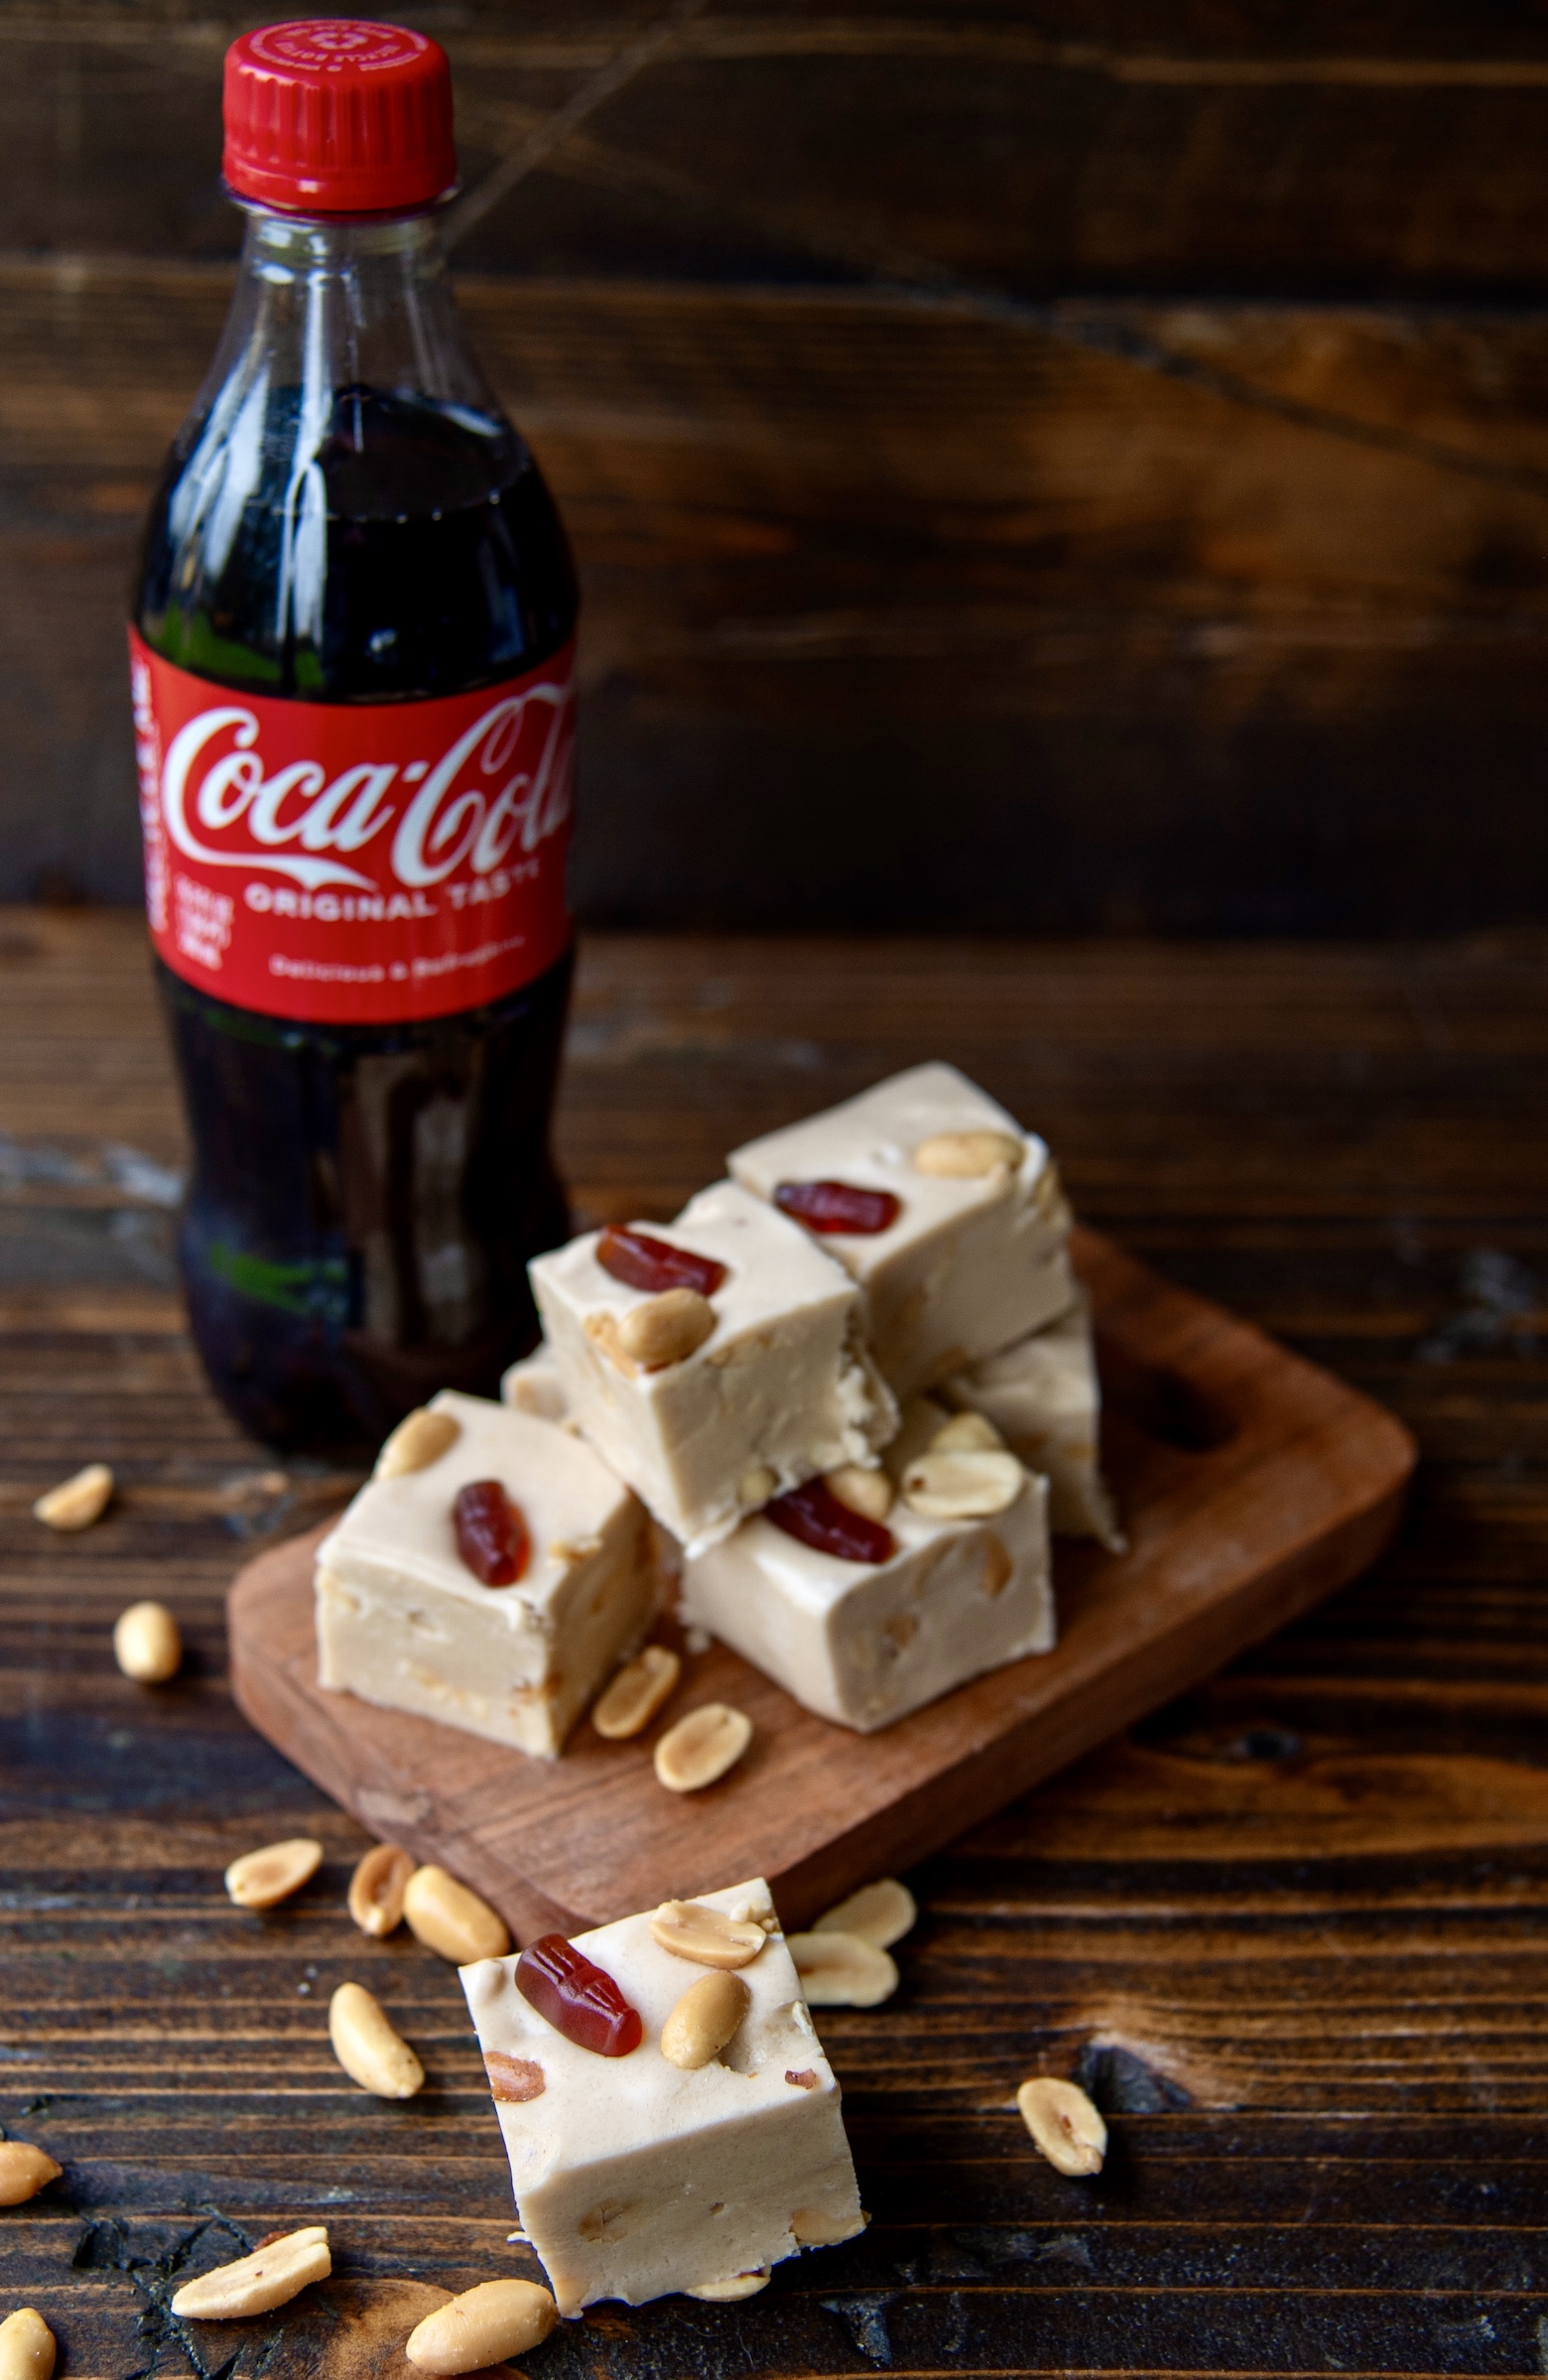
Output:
top-left (453, 1479), bottom-right (529, 1585)
top-left (516, 1932), bottom-right (644, 2056)
top-left (773, 1179), bottom-right (900, 1236)
top-left (765, 1477), bottom-right (895, 1565)
top-left (596, 1223), bottom-right (727, 1297)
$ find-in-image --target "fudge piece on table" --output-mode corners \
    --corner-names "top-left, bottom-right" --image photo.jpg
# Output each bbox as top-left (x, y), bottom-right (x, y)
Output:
top-left (943, 1292), bottom-right (1123, 1550)
top-left (461, 1876), bottom-right (865, 2312)
top-left (529, 1181), bottom-right (896, 1554)
top-left (680, 1409), bottom-right (1054, 1732)
top-left (316, 1389), bottom-right (655, 1758)
top-left (727, 1062), bottom-right (1075, 1399)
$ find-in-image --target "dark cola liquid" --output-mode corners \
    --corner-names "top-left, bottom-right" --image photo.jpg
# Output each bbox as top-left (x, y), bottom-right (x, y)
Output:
top-left (134, 386), bottom-right (580, 1454)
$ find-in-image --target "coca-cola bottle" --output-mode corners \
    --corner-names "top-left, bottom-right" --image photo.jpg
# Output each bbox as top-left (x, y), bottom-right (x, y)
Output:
top-left (130, 21), bottom-right (579, 1455)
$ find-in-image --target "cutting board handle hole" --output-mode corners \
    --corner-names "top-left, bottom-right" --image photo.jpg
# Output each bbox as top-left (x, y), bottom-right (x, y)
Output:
top-left (1096, 1338), bottom-right (1236, 1453)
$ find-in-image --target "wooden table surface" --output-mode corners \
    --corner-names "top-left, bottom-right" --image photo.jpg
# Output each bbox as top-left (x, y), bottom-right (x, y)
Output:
top-left (2, 910), bottom-right (1546, 2380)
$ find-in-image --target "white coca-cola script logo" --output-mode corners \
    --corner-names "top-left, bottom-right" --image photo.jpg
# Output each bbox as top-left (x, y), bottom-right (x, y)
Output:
top-left (160, 684), bottom-right (573, 893)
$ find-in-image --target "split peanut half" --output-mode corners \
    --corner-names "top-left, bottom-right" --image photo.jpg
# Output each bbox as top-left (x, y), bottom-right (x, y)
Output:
top-left (787, 1929), bottom-right (898, 2008)
top-left (653, 1703), bottom-right (752, 1792)
top-left (329, 1982), bottom-right (425, 2099)
top-left (224, 1837), bottom-right (322, 1911)
top-left (812, 1877), bottom-right (917, 1949)
top-left (686, 2272), bottom-right (770, 2302)
top-left (33, 1463), bottom-right (113, 1531)
top-left (901, 1447), bottom-right (1024, 1521)
top-left (0, 2144), bottom-right (62, 2206)
top-left (592, 1645), bottom-right (681, 1740)
top-left (347, 1843), bottom-right (416, 1938)
top-left (1016, 2076), bottom-right (1106, 2176)
top-left (406, 2278), bottom-right (558, 2373)
top-left (170, 2225), bottom-right (331, 2319)
top-left (402, 1865), bottom-right (510, 1964)
top-left (651, 1899), bottom-right (767, 1968)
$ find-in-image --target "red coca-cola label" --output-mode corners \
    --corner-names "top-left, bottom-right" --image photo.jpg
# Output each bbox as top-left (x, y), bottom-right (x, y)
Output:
top-left (128, 629), bottom-right (575, 1024)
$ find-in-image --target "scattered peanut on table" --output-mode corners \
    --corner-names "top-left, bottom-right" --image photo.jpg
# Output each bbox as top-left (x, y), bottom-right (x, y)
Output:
top-left (1016, 2076), bottom-right (1107, 2176)
top-left (405, 2278), bottom-right (558, 2373)
top-left (653, 1702), bottom-right (752, 1792)
top-left (0, 2145), bottom-right (62, 2206)
top-left (170, 2226), bottom-right (331, 2319)
top-left (0, 2309), bottom-right (56, 2380)
top-left (112, 1600), bottom-right (182, 1683)
top-left (328, 1982), bottom-right (425, 2099)
top-left (812, 1877), bottom-right (917, 1949)
top-left (33, 1463), bottom-right (113, 1531)
top-left (591, 1644), bottom-right (681, 1740)
top-left (224, 1838), bottom-right (323, 1911)
top-left (786, 1930), bottom-right (899, 2008)
top-left (347, 1843), bottom-right (416, 1937)
top-left (402, 1864), bottom-right (510, 1963)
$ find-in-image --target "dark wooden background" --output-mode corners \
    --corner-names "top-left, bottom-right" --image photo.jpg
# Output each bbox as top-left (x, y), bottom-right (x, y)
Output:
top-left (5, 3), bottom-right (1548, 930)
top-left (2, 913), bottom-right (1547, 2378)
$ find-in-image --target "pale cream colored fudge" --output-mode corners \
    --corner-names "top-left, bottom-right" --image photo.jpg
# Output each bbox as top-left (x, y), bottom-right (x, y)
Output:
top-left (315, 1390), bottom-right (654, 1758)
top-left (728, 1062), bottom-right (1075, 1399)
top-left (943, 1293), bottom-right (1123, 1549)
top-left (460, 1877), bottom-right (864, 2311)
top-left (502, 1342), bottom-right (569, 1421)
top-left (681, 1429), bottom-right (1053, 1732)
top-left (529, 1183), bottom-right (897, 1553)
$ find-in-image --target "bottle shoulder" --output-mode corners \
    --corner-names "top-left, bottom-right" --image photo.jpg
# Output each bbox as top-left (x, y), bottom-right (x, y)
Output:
top-left (134, 381), bottom-right (579, 700)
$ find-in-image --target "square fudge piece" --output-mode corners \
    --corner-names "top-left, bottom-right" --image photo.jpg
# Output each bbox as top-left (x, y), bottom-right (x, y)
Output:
top-left (728, 1062), bottom-right (1076, 1399)
top-left (316, 1389), bottom-right (655, 1758)
top-left (681, 1411), bottom-right (1053, 1732)
top-left (460, 1877), bottom-right (865, 2312)
top-left (529, 1181), bottom-right (897, 1553)
top-left (943, 1293), bottom-right (1123, 1550)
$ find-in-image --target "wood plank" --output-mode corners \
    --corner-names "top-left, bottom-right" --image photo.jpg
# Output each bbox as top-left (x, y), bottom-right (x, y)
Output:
top-left (16, 5), bottom-right (1548, 295)
top-left (2, 264), bottom-right (1547, 925)
top-left (225, 1226), bottom-right (1414, 1937)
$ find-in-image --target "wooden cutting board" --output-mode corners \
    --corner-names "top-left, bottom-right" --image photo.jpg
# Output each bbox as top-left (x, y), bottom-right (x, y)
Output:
top-left (227, 1226), bottom-right (1415, 1940)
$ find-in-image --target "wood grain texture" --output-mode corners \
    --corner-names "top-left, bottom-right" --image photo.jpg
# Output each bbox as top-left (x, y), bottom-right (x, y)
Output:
top-left (5, 4), bottom-right (1548, 921)
top-left (226, 1225), bottom-right (1413, 1937)
top-left (2, 912), bottom-right (1547, 2378)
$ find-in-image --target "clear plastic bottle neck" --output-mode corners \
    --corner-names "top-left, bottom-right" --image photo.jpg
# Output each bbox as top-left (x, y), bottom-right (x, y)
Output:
top-left (198, 200), bottom-right (505, 424)
top-left (136, 195), bottom-right (576, 701)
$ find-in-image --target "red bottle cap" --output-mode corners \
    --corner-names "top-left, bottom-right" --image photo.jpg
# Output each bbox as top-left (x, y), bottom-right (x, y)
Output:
top-left (223, 20), bottom-right (456, 216)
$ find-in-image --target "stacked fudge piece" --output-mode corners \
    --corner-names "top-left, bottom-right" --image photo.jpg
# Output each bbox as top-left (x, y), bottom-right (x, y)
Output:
top-left (315, 1389), bottom-right (661, 1757)
top-left (524, 1062), bottom-right (1116, 1733)
top-left (315, 1061), bottom-right (1118, 1757)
